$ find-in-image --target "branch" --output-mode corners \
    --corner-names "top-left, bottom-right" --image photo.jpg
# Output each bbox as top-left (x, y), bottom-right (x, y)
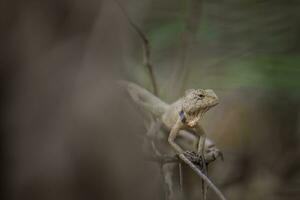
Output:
top-left (114, 0), bottom-right (158, 95)
top-left (179, 153), bottom-right (227, 200)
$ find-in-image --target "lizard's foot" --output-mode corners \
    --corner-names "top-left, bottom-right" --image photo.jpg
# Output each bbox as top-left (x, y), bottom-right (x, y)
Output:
top-left (215, 150), bottom-right (224, 161)
top-left (182, 151), bottom-right (204, 169)
top-left (206, 147), bottom-right (224, 162)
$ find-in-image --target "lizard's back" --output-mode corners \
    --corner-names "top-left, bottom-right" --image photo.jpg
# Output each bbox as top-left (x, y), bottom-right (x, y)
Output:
top-left (119, 81), bottom-right (169, 118)
top-left (161, 99), bottom-right (182, 129)
top-left (120, 81), bottom-right (183, 130)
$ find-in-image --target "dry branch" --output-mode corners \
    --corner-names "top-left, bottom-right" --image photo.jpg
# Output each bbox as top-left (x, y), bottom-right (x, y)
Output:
top-left (114, 0), bottom-right (158, 95)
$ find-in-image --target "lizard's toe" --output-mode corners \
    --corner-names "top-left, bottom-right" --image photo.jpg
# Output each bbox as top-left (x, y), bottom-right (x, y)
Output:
top-left (183, 151), bottom-right (204, 167)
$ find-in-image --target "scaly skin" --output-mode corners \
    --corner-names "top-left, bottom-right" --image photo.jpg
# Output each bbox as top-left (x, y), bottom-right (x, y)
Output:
top-left (164, 89), bottom-right (219, 154)
top-left (165, 89), bottom-right (218, 200)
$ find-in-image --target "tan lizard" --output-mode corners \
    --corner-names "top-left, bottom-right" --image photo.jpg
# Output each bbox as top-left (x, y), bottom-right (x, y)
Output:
top-left (120, 81), bottom-right (218, 155)
top-left (120, 81), bottom-right (219, 200)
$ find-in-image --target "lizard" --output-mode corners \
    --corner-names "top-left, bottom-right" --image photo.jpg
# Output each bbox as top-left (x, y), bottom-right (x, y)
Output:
top-left (119, 81), bottom-right (220, 200)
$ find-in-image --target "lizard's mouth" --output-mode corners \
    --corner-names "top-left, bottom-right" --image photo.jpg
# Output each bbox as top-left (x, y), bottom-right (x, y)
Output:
top-left (212, 100), bottom-right (219, 106)
top-left (207, 100), bottom-right (219, 109)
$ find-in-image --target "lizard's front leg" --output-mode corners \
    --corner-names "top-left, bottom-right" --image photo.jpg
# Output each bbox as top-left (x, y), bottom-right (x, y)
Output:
top-left (197, 134), bottom-right (206, 159)
top-left (195, 123), bottom-right (207, 162)
top-left (196, 125), bottom-right (208, 200)
top-left (168, 119), bottom-right (184, 154)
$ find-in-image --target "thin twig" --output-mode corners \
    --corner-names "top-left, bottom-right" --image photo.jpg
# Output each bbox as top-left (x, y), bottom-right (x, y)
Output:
top-left (159, 164), bottom-right (168, 200)
top-left (114, 0), bottom-right (158, 95)
top-left (179, 154), bottom-right (227, 200)
top-left (179, 163), bottom-right (183, 192)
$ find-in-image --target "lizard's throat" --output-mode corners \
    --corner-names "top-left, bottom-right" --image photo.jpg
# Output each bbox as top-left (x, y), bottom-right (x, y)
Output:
top-left (199, 107), bottom-right (209, 118)
top-left (181, 109), bottom-right (208, 127)
top-left (187, 114), bottom-right (202, 127)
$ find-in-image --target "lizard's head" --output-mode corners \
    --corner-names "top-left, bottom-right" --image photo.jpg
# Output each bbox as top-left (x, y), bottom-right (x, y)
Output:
top-left (181, 89), bottom-right (219, 127)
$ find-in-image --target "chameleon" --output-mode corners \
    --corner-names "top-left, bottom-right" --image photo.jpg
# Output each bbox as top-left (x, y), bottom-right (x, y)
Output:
top-left (119, 81), bottom-right (220, 200)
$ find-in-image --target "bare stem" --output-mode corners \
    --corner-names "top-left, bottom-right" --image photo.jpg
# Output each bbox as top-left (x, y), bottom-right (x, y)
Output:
top-left (114, 0), bottom-right (158, 95)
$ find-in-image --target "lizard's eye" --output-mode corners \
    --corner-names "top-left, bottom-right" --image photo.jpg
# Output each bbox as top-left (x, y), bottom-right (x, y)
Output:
top-left (198, 94), bottom-right (205, 98)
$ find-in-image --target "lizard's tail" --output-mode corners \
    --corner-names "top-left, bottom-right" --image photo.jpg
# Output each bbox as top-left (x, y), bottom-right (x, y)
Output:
top-left (118, 80), bottom-right (169, 118)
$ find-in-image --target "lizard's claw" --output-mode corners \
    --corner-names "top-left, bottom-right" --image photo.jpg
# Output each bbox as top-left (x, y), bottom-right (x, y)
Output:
top-left (212, 149), bottom-right (224, 161)
top-left (182, 151), bottom-right (204, 169)
top-left (206, 146), bottom-right (224, 162)
top-left (218, 151), bottom-right (224, 161)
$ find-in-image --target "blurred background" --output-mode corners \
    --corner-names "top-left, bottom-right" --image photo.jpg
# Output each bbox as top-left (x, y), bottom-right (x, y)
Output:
top-left (1, 0), bottom-right (300, 199)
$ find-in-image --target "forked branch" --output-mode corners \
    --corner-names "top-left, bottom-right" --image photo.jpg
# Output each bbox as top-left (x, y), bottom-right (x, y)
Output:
top-left (114, 0), bottom-right (158, 95)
